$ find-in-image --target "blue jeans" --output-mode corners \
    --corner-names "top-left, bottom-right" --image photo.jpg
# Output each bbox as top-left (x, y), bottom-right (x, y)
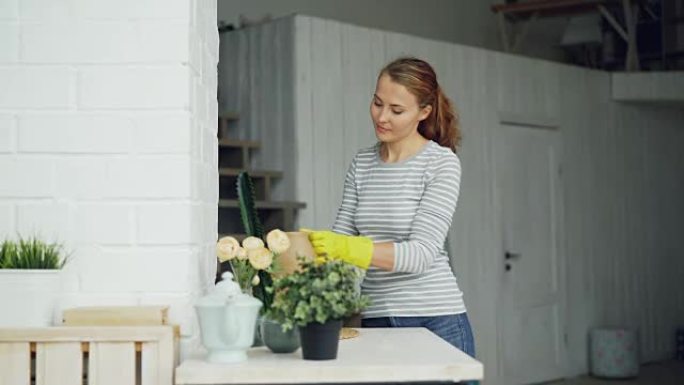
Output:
top-left (362, 313), bottom-right (477, 384)
top-left (362, 313), bottom-right (476, 358)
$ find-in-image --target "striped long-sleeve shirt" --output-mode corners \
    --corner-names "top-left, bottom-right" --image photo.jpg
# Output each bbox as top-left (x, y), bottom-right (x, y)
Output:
top-left (332, 140), bottom-right (466, 318)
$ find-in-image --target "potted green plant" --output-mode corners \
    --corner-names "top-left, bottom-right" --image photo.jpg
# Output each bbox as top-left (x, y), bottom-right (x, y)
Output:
top-left (0, 236), bottom-right (67, 327)
top-left (267, 257), bottom-right (370, 360)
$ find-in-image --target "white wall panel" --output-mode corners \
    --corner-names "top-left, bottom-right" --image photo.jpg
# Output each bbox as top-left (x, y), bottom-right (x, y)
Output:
top-left (560, 66), bottom-right (684, 375)
top-left (218, 17), bottom-right (296, 200)
top-left (221, 14), bottom-right (684, 384)
top-left (293, 16), bottom-right (315, 227)
top-left (310, 18), bottom-right (345, 228)
top-left (495, 53), bottom-right (560, 120)
top-left (612, 72), bottom-right (684, 103)
top-left (339, 23), bottom-right (385, 170)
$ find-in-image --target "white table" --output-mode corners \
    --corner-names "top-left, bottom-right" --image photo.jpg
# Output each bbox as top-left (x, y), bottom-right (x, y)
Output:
top-left (175, 327), bottom-right (483, 384)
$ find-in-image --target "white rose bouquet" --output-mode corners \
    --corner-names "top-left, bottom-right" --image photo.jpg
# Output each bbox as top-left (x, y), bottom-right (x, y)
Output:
top-left (216, 229), bottom-right (291, 299)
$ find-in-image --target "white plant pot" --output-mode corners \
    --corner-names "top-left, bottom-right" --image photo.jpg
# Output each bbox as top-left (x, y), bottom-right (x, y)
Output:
top-left (0, 269), bottom-right (61, 327)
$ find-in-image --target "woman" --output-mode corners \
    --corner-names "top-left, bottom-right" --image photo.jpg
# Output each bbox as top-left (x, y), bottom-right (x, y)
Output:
top-left (306, 57), bottom-right (475, 358)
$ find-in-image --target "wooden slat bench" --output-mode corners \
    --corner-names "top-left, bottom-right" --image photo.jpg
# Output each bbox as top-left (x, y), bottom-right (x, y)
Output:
top-left (0, 326), bottom-right (174, 385)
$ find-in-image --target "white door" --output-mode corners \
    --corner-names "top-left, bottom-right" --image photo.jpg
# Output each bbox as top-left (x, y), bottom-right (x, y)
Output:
top-left (494, 123), bottom-right (566, 384)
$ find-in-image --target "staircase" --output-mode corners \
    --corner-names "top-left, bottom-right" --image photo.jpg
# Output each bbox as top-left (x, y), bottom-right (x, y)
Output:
top-left (217, 114), bottom-right (306, 239)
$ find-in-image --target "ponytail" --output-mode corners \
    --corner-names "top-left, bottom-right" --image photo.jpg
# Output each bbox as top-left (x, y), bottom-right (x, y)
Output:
top-left (419, 86), bottom-right (461, 153)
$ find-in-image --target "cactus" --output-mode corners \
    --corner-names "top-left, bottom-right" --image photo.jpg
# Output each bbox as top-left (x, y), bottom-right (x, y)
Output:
top-left (236, 171), bottom-right (273, 310)
top-left (236, 171), bottom-right (264, 239)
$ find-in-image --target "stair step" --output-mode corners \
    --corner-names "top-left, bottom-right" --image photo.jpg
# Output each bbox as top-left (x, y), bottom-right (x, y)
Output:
top-left (218, 168), bottom-right (281, 178)
top-left (218, 200), bottom-right (305, 210)
top-left (218, 139), bottom-right (260, 150)
top-left (220, 112), bottom-right (240, 121)
top-left (217, 200), bottom-right (306, 235)
top-left (218, 112), bottom-right (240, 139)
top-left (219, 169), bottom-right (282, 201)
top-left (218, 141), bottom-right (258, 169)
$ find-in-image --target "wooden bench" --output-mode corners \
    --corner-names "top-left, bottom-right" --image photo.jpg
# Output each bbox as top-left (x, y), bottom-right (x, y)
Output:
top-left (0, 326), bottom-right (174, 385)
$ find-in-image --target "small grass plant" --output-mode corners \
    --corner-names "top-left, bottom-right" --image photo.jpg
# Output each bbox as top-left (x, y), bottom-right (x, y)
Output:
top-left (0, 236), bottom-right (67, 269)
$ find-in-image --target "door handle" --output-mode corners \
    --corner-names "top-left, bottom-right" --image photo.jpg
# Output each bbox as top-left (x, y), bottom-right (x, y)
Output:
top-left (505, 251), bottom-right (521, 260)
top-left (504, 252), bottom-right (520, 272)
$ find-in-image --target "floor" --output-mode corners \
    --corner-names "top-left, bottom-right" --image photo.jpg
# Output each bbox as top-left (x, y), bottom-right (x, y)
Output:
top-left (546, 360), bottom-right (684, 385)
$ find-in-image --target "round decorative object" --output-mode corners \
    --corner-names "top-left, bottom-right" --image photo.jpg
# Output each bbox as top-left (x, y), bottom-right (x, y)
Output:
top-left (590, 328), bottom-right (640, 379)
top-left (340, 327), bottom-right (359, 340)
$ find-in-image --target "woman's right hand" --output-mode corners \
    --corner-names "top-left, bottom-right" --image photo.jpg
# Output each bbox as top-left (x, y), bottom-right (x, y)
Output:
top-left (301, 229), bottom-right (373, 270)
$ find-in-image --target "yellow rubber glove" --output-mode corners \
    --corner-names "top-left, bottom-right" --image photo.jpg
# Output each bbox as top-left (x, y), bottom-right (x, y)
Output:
top-left (302, 229), bottom-right (373, 269)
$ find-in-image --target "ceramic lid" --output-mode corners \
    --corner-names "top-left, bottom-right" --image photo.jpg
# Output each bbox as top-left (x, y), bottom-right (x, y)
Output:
top-left (196, 272), bottom-right (262, 308)
top-left (215, 272), bottom-right (241, 297)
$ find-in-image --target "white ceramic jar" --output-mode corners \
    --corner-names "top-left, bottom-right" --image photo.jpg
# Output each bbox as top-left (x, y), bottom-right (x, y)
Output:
top-left (195, 272), bottom-right (262, 363)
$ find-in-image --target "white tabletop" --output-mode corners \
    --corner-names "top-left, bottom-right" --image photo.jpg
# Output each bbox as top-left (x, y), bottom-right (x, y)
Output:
top-left (175, 327), bottom-right (483, 384)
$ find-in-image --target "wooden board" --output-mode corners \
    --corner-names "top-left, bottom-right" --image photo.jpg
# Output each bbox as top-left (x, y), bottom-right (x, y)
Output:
top-left (0, 342), bottom-right (30, 385)
top-left (0, 326), bottom-right (175, 385)
top-left (62, 306), bottom-right (168, 326)
top-left (89, 342), bottom-right (136, 385)
top-left (35, 342), bottom-right (82, 385)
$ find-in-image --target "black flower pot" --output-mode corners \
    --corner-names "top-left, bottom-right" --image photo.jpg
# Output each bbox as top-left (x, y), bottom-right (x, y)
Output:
top-left (298, 319), bottom-right (343, 360)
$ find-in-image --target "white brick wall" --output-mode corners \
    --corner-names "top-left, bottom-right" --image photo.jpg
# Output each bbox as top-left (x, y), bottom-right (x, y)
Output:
top-left (131, 112), bottom-right (192, 154)
top-left (21, 21), bottom-right (189, 64)
top-left (0, 0), bottom-right (18, 20)
top-left (0, 67), bottom-right (75, 108)
top-left (15, 202), bottom-right (72, 243)
top-left (18, 0), bottom-right (189, 20)
top-left (137, 203), bottom-right (195, 244)
top-left (79, 247), bottom-right (194, 292)
top-left (0, 22), bottom-right (19, 63)
top-left (18, 114), bottom-right (131, 153)
top-left (79, 67), bottom-right (190, 109)
top-left (0, 204), bottom-right (14, 236)
top-left (69, 203), bottom-right (135, 245)
top-left (0, 0), bottom-right (219, 358)
top-left (0, 115), bottom-right (15, 153)
top-left (0, 158), bottom-right (55, 197)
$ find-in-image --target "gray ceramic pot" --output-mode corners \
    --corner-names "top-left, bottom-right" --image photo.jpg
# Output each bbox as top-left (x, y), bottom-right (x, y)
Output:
top-left (261, 317), bottom-right (300, 353)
